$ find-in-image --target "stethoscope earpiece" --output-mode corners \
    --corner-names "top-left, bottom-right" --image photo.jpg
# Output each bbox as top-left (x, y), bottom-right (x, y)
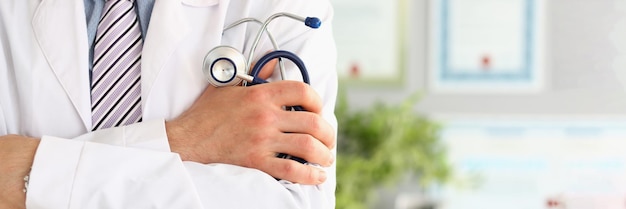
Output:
top-left (203, 46), bottom-right (247, 87)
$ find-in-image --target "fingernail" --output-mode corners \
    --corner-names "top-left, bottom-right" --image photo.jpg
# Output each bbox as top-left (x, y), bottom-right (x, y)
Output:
top-left (318, 170), bottom-right (327, 183)
top-left (329, 153), bottom-right (335, 165)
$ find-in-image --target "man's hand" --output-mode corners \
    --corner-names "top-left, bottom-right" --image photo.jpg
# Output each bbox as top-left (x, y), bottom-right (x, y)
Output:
top-left (166, 79), bottom-right (335, 185)
top-left (0, 135), bottom-right (40, 209)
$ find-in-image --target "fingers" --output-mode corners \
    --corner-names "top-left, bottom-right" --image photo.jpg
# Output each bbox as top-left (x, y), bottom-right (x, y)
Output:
top-left (262, 157), bottom-right (328, 185)
top-left (276, 111), bottom-right (335, 149)
top-left (272, 133), bottom-right (334, 167)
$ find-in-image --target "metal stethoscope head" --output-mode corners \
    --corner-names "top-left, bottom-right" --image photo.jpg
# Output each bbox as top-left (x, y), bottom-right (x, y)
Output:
top-left (202, 13), bottom-right (321, 87)
top-left (203, 46), bottom-right (248, 86)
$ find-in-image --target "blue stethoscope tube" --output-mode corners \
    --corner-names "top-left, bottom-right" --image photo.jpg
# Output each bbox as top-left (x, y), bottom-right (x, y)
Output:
top-left (247, 50), bottom-right (308, 112)
top-left (247, 50), bottom-right (310, 85)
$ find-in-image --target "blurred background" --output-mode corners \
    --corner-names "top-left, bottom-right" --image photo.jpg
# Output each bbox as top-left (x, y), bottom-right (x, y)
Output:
top-left (331, 0), bottom-right (626, 208)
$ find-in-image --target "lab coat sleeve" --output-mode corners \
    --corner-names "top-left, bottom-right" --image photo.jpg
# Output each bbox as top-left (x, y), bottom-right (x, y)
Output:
top-left (26, 135), bottom-right (205, 209)
top-left (26, 121), bottom-right (306, 208)
top-left (25, 119), bottom-right (207, 208)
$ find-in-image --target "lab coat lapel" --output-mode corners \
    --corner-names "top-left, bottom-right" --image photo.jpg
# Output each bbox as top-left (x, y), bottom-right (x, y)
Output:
top-left (141, 0), bottom-right (192, 104)
top-left (32, 0), bottom-right (91, 130)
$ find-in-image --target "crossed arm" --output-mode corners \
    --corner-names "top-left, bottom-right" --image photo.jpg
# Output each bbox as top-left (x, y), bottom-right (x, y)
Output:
top-left (0, 64), bottom-right (336, 208)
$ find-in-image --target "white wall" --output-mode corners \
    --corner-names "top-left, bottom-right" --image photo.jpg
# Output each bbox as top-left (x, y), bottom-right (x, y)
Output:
top-left (337, 1), bottom-right (626, 208)
top-left (343, 0), bottom-right (626, 118)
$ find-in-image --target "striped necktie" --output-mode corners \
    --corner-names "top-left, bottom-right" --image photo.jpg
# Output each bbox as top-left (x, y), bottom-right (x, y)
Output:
top-left (91, 0), bottom-right (143, 131)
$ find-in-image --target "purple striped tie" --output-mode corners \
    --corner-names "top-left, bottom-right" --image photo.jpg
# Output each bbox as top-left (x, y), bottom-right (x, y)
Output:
top-left (91, 0), bottom-right (143, 131)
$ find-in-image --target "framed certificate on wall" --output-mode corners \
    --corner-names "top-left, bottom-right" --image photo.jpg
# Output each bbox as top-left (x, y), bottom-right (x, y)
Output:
top-left (332, 0), bottom-right (408, 85)
top-left (429, 0), bottom-right (545, 93)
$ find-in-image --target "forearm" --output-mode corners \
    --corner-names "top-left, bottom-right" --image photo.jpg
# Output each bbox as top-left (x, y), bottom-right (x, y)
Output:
top-left (0, 120), bottom-right (173, 208)
top-left (26, 136), bottom-right (331, 208)
top-left (26, 136), bottom-right (202, 208)
top-left (3, 117), bottom-right (327, 208)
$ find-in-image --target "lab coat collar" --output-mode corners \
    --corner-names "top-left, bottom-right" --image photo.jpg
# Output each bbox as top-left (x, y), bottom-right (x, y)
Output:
top-left (141, 0), bottom-right (192, 105)
top-left (32, 0), bottom-right (92, 130)
top-left (141, 0), bottom-right (223, 106)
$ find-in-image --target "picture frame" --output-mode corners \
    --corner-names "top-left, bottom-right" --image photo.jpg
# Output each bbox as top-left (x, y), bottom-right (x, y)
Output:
top-left (332, 0), bottom-right (408, 86)
top-left (429, 0), bottom-right (545, 93)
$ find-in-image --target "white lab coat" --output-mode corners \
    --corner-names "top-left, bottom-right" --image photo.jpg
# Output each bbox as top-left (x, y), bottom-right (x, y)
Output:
top-left (0, 0), bottom-right (338, 208)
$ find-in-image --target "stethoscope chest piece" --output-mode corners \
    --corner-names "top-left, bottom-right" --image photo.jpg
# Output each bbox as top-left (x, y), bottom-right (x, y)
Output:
top-left (203, 46), bottom-right (247, 87)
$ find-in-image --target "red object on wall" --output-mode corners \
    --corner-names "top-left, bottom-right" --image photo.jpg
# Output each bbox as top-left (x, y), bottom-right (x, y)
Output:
top-left (350, 62), bottom-right (360, 78)
top-left (481, 55), bottom-right (491, 70)
top-left (546, 199), bottom-right (561, 208)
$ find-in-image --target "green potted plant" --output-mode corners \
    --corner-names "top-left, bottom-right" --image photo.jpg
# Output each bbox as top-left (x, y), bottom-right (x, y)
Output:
top-left (335, 91), bottom-right (451, 209)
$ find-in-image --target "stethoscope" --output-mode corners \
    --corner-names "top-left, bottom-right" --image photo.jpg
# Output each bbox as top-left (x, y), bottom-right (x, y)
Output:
top-left (202, 13), bottom-right (322, 165)
top-left (202, 13), bottom-right (321, 87)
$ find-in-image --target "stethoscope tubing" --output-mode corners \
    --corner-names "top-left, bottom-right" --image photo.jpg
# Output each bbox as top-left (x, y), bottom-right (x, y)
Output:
top-left (248, 50), bottom-right (310, 85)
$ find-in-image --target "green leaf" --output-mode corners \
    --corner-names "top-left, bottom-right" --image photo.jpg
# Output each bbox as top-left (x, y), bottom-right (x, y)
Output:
top-left (335, 89), bottom-right (451, 209)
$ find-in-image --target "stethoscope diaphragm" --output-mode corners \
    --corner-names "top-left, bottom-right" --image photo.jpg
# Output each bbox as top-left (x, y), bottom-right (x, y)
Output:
top-left (203, 46), bottom-right (247, 87)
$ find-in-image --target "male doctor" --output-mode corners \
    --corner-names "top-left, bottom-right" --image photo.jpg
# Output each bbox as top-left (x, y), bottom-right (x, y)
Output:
top-left (0, 0), bottom-right (337, 208)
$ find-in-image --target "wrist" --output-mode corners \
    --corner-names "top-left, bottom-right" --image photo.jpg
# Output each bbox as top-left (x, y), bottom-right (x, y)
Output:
top-left (165, 120), bottom-right (196, 162)
top-left (165, 117), bottom-right (221, 164)
top-left (0, 135), bottom-right (40, 208)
